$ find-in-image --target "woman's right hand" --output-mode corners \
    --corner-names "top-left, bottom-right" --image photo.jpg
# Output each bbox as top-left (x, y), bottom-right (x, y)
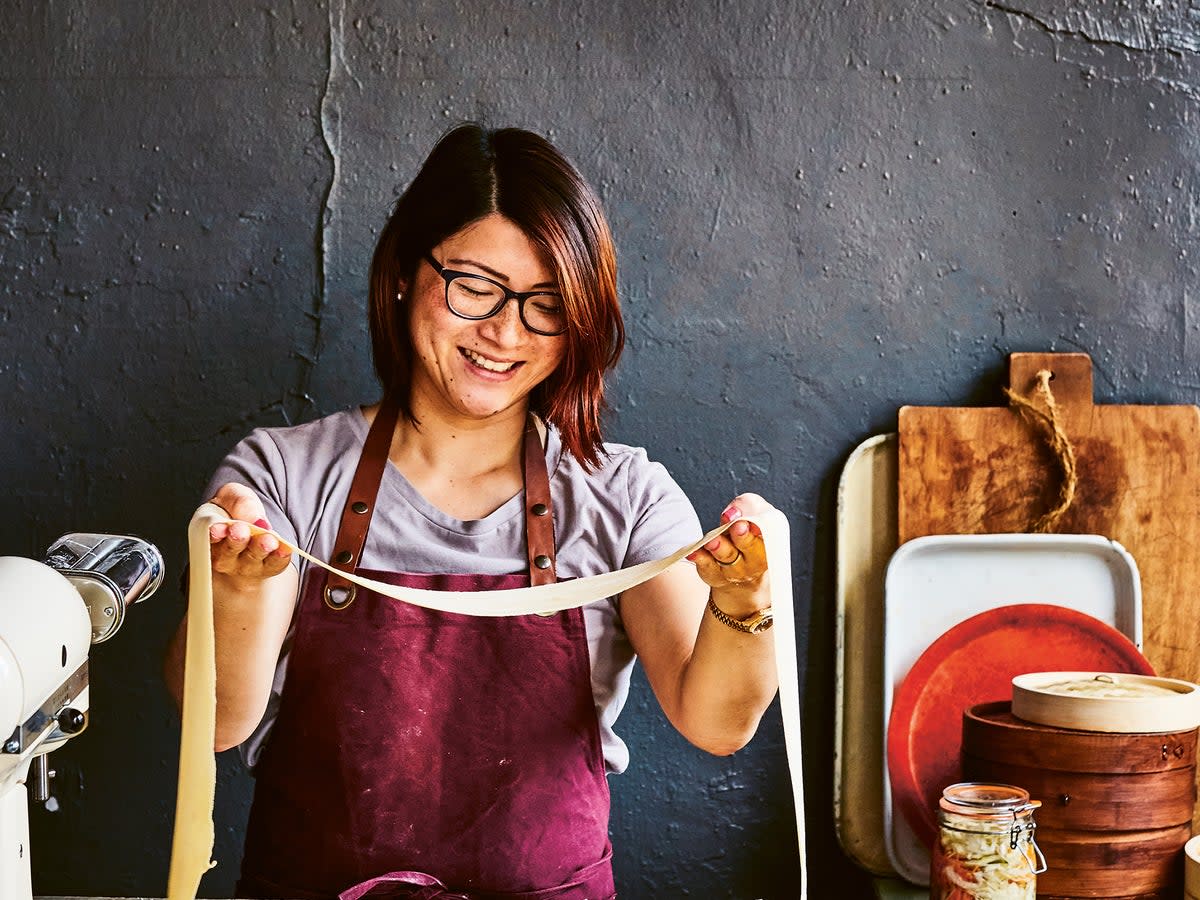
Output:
top-left (209, 482), bottom-right (292, 583)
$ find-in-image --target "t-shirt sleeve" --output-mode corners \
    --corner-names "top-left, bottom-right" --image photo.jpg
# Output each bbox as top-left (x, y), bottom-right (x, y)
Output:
top-left (201, 428), bottom-right (304, 770)
top-left (202, 427), bottom-right (301, 569)
top-left (620, 453), bottom-right (704, 568)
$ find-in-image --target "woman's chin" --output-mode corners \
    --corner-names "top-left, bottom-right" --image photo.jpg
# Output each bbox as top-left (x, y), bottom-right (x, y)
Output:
top-left (449, 392), bottom-right (526, 422)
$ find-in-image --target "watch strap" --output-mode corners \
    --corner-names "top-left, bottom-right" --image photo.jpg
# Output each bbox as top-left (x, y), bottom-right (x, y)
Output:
top-left (707, 595), bottom-right (774, 633)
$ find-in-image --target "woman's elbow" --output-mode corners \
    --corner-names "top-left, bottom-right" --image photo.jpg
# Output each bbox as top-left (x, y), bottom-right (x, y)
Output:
top-left (683, 721), bottom-right (760, 757)
top-left (214, 719), bottom-right (254, 753)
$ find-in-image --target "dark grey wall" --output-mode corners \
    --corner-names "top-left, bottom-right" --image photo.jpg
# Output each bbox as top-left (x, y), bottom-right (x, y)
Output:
top-left (2, 2), bottom-right (1197, 898)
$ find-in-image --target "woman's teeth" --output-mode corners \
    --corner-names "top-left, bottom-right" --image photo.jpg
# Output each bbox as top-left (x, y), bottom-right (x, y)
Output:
top-left (462, 348), bottom-right (518, 373)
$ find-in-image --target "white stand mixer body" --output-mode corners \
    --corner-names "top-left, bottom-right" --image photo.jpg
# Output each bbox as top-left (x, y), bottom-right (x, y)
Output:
top-left (0, 557), bottom-right (92, 900)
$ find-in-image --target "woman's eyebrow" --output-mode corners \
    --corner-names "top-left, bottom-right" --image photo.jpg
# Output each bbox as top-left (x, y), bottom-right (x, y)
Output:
top-left (446, 256), bottom-right (558, 290)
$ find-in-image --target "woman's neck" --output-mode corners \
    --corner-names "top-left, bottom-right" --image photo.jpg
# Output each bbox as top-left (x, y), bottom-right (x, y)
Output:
top-left (367, 399), bottom-right (531, 521)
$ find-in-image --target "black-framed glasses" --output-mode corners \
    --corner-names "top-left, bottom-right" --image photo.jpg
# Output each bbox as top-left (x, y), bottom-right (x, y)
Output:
top-left (424, 254), bottom-right (567, 336)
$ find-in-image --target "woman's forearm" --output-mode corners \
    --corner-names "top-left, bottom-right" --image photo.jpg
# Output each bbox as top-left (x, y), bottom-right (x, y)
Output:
top-left (675, 581), bottom-right (779, 755)
top-left (164, 566), bottom-right (298, 751)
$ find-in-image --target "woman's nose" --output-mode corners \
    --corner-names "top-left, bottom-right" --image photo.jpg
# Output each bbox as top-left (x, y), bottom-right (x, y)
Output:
top-left (479, 298), bottom-right (525, 345)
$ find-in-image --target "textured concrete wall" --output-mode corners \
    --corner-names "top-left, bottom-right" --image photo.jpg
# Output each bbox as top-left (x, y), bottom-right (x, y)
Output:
top-left (1, 1), bottom-right (1197, 897)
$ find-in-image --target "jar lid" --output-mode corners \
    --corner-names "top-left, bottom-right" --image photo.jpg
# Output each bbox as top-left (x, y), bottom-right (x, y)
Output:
top-left (940, 782), bottom-right (1040, 818)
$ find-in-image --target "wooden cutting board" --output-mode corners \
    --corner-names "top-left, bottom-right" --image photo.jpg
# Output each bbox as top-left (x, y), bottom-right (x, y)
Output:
top-left (898, 351), bottom-right (1200, 704)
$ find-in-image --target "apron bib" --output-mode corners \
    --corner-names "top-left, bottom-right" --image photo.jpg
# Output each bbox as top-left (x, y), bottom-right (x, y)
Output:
top-left (238, 402), bottom-right (614, 899)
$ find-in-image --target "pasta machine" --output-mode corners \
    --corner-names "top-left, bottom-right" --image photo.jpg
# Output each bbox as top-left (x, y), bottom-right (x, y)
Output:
top-left (0, 533), bottom-right (162, 900)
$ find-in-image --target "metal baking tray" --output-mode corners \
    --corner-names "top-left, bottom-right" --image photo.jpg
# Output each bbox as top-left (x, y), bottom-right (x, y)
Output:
top-left (834, 433), bottom-right (899, 875)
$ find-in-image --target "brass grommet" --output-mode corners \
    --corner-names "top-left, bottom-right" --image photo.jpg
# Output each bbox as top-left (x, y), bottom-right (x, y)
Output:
top-left (351, 501), bottom-right (369, 514)
top-left (335, 550), bottom-right (354, 565)
top-left (534, 554), bottom-right (552, 570)
top-left (324, 585), bottom-right (357, 610)
top-left (531, 502), bottom-right (548, 517)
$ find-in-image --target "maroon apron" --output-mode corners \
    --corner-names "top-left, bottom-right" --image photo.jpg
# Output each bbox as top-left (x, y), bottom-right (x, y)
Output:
top-left (238, 401), bottom-right (615, 900)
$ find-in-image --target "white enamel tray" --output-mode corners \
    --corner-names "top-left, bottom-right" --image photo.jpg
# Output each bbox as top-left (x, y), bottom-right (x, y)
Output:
top-left (881, 533), bottom-right (1144, 885)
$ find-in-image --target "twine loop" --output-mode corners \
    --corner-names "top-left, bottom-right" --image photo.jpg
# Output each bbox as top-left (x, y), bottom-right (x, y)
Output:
top-left (1002, 369), bottom-right (1078, 533)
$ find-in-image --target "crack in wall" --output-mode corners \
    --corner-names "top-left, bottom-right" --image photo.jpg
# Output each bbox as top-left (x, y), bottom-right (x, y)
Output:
top-left (978, 0), bottom-right (1200, 56)
top-left (292, 0), bottom-right (342, 422)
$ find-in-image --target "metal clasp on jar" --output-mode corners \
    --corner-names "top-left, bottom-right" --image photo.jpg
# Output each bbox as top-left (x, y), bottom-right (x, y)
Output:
top-left (1010, 807), bottom-right (1048, 875)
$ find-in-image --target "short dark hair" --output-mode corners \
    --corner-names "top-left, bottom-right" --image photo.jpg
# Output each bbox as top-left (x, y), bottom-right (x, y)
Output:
top-left (368, 124), bottom-right (624, 467)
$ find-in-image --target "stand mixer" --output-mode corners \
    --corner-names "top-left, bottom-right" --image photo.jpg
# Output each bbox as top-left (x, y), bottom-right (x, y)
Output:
top-left (0, 533), bottom-right (163, 900)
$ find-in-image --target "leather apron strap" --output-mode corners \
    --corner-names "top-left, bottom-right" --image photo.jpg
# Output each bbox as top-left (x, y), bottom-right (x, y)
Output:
top-left (323, 396), bottom-right (403, 609)
top-left (523, 416), bottom-right (557, 587)
top-left (324, 402), bottom-right (557, 607)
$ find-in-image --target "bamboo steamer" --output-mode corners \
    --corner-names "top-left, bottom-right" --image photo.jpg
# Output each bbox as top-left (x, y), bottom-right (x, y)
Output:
top-left (963, 701), bottom-right (1197, 898)
top-left (1186, 834), bottom-right (1200, 899)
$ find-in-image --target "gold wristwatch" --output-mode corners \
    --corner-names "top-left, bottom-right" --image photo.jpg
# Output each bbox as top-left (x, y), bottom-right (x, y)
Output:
top-left (707, 595), bottom-right (774, 634)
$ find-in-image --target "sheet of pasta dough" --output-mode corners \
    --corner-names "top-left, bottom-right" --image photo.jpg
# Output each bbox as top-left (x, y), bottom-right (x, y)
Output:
top-left (168, 502), bottom-right (807, 898)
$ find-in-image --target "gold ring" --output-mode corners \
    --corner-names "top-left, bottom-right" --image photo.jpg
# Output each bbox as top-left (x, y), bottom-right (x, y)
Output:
top-left (716, 551), bottom-right (743, 567)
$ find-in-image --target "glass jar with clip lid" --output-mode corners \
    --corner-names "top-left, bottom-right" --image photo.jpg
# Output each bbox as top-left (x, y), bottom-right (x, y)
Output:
top-left (929, 782), bottom-right (1047, 899)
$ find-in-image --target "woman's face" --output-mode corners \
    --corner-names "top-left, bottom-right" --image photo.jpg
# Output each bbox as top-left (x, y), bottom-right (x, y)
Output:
top-left (406, 213), bottom-right (567, 424)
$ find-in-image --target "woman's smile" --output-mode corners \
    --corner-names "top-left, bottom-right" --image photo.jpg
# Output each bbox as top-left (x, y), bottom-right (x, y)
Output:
top-left (459, 346), bottom-right (522, 375)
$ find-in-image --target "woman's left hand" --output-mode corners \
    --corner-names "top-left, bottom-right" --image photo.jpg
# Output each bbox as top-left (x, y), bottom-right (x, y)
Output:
top-left (686, 492), bottom-right (773, 592)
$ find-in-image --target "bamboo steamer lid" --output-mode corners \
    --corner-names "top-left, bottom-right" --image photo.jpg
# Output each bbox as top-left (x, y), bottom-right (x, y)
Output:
top-left (1187, 834), bottom-right (1200, 899)
top-left (1012, 671), bottom-right (1200, 733)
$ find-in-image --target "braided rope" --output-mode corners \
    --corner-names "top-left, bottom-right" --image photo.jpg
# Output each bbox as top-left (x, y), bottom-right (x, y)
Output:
top-left (1002, 369), bottom-right (1079, 533)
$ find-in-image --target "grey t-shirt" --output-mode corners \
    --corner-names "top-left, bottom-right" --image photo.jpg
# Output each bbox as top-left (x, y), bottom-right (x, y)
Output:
top-left (205, 408), bottom-right (702, 774)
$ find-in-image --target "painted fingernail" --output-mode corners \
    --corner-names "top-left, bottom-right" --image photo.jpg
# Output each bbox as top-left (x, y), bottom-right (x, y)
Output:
top-left (254, 518), bottom-right (270, 529)
top-left (721, 506), bottom-right (742, 523)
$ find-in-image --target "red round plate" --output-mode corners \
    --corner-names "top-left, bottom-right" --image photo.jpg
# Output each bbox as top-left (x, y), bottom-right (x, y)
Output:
top-left (886, 603), bottom-right (1154, 849)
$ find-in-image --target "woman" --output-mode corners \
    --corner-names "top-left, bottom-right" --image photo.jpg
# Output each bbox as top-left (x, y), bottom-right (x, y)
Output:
top-left (165, 124), bottom-right (779, 900)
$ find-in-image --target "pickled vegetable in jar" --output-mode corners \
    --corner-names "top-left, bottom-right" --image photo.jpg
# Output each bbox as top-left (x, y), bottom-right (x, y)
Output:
top-left (929, 782), bottom-right (1046, 900)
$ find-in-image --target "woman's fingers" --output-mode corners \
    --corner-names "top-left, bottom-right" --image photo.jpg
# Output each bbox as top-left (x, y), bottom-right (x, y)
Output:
top-left (706, 533), bottom-right (739, 562)
top-left (210, 483), bottom-right (263, 525)
top-left (687, 493), bottom-right (773, 587)
top-left (727, 519), bottom-right (766, 569)
top-left (207, 482), bottom-right (292, 578)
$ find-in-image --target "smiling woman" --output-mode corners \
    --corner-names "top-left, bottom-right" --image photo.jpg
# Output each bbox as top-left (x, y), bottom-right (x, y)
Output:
top-left (163, 123), bottom-right (784, 900)
top-left (367, 124), bottom-right (623, 468)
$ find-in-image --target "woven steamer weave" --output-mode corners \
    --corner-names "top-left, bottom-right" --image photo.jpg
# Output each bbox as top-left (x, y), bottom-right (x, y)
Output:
top-left (166, 503), bottom-right (807, 899)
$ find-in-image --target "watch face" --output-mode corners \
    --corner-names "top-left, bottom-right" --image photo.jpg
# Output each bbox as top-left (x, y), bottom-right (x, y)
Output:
top-left (748, 611), bottom-right (775, 633)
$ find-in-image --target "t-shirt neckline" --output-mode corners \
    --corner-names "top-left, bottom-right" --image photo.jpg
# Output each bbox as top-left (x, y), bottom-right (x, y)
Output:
top-left (350, 406), bottom-right (563, 536)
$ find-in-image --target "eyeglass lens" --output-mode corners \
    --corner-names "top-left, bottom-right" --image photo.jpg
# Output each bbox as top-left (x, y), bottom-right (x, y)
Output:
top-left (446, 275), bottom-right (566, 335)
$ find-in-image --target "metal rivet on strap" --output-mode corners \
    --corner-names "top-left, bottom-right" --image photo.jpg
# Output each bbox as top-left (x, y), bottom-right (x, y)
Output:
top-left (351, 501), bottom-right (369, 514)
top-left (335, 550), bottom-right (354, 565)
top-left (531, 502), bottom-right (548, 517)
top-left (534, 554), bottom-right (552, 570)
